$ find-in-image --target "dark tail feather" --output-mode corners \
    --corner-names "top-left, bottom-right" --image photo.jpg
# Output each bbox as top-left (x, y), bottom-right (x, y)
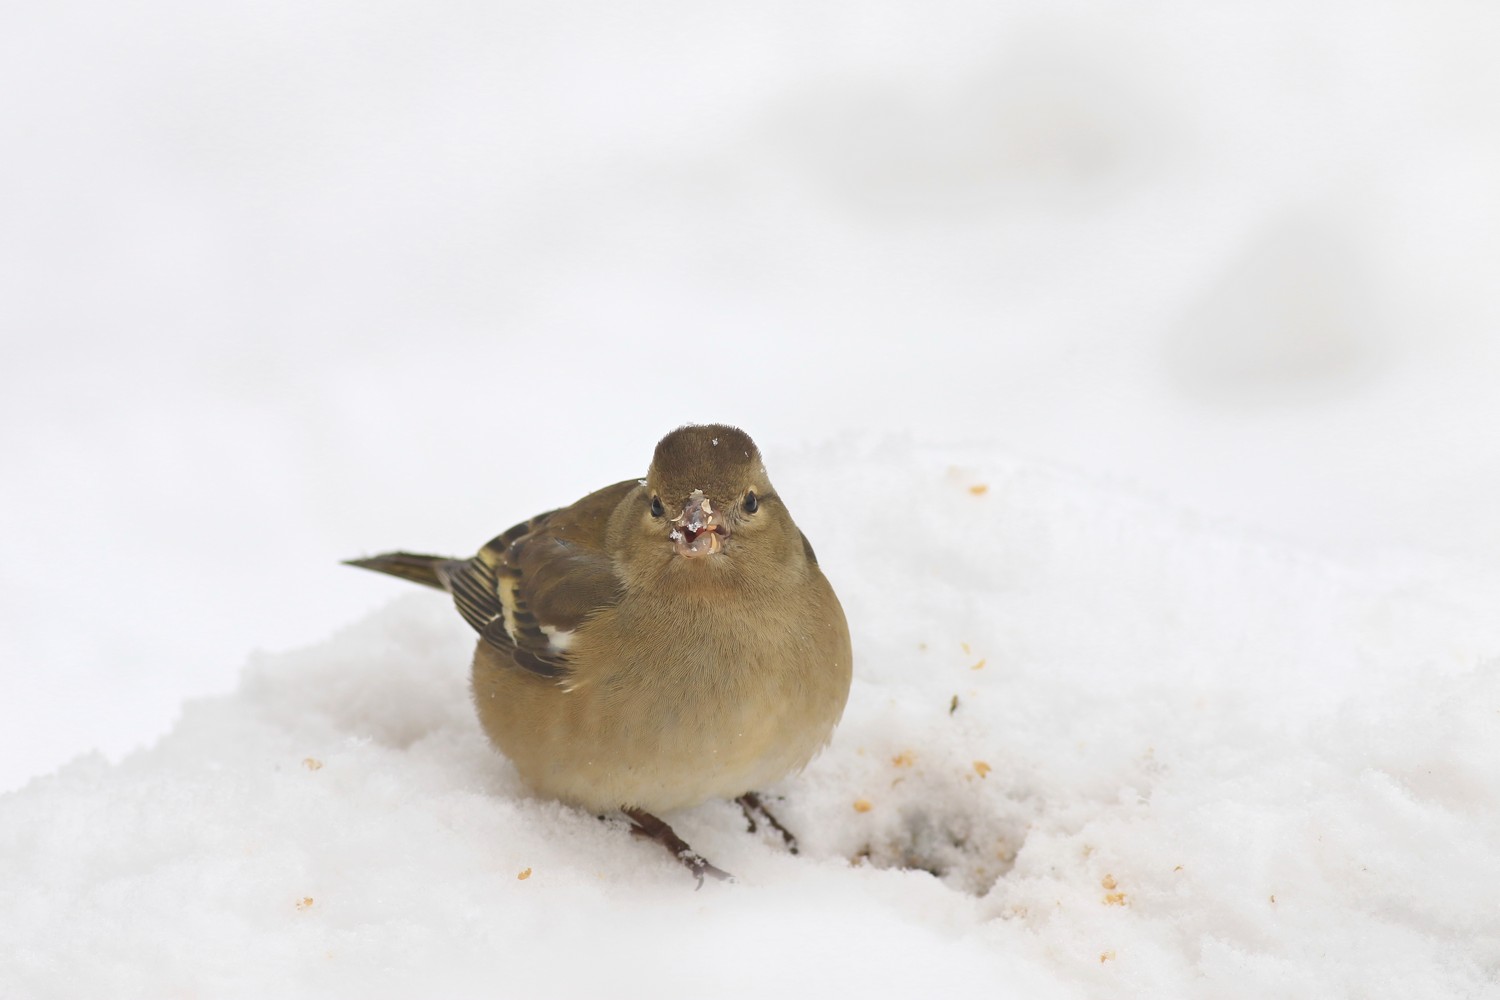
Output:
top-left (343, 551), bottom-right (455, 591)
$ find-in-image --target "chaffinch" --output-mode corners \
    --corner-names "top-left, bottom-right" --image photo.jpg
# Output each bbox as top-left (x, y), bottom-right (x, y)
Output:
top-left (348, 424), bottom-right (852, 883)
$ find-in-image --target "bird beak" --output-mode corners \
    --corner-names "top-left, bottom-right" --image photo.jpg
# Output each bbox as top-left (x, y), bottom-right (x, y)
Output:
top-left (669, 490), bottom-right (726, 557)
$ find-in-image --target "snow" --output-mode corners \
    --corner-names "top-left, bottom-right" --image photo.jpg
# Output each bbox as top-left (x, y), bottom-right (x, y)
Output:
top-left (5, 0), bottom-right (1500, 996)
top-left (6, 448), bottom-right (1500, 998)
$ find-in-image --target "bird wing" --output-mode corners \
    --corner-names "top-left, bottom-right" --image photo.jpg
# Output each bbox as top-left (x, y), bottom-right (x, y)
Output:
top-left (441, 479), bottom-right (635, 680)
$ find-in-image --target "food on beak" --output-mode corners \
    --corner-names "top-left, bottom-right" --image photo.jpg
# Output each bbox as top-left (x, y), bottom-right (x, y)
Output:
top-left (669, 489), bottom-right (726, 557)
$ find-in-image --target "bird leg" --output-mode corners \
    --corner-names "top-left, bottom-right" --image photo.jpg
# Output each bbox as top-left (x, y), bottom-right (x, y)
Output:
top-left (735, 792), bottom-right (799, 855)
top-left (622, 808), bottom-right (734, 887)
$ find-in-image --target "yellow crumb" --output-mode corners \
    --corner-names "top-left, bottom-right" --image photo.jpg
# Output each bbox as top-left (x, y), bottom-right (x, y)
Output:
top-left (971, 658), bottom-right (986, 671)
top-left (1101, 873), bottom-right (1117, 890)
top-left (891, 751), bottom-right (915, 768)
top-left (972, 761), bottom-right (992, 778)
top-left (1100, 950), bottom-right (1116, 963)
top-left (853, 798), bottom-right (874, 813)
top-left (969, 484), bottom-right (989, 496)
top-left (1104, 892), bottom-right (1127, 906)
top-left (302, 758), bottom-right (322, 771)
top-left (518, 868), bottom-right (532, 881)
top-left (296, 897), bottom-right (314, 911)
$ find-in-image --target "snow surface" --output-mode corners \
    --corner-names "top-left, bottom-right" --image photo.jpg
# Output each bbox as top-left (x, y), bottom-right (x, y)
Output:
top-left (6, 447), bottom-right (1500, 998)
top-left (4, 0), bottom-right (1500, 996)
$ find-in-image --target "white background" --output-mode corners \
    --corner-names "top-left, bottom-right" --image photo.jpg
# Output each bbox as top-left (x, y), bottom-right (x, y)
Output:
top-left (4, 1), bottom-right (1498, 790)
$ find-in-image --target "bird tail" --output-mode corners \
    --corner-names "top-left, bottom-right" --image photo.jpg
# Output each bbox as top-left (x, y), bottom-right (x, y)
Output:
top-left (344, 551), bottom-right (455, 591)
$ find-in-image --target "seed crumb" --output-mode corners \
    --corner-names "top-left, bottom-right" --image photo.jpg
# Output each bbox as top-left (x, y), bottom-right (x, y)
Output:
top-left (518, 868), bottom-right (533, 881)
top-left (853, 798), bottom-right (873, 813)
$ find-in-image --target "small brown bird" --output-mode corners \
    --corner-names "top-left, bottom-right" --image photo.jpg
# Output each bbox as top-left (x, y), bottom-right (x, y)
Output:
top-left (347, 424), bottom-right (852, 883)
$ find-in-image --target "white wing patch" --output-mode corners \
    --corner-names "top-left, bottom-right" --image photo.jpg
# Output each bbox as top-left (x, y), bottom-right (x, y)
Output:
top-left (540, 624), bottom-right (576, 653)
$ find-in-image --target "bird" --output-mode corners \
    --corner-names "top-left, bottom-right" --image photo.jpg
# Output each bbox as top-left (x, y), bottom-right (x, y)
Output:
top-left (346, 424), bottom-right (853, 883)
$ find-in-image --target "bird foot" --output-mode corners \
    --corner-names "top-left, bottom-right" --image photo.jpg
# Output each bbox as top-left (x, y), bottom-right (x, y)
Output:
top-left (623, 808), bottom-right (735, 888)
top-left (735, 791), bottom-right (799, 855)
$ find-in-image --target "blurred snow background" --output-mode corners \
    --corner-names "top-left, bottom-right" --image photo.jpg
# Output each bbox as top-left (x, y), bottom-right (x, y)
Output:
top-left (8, 0), bottom-right (1500, 790)
top-left (3, 1), bottom-right (1500, 992)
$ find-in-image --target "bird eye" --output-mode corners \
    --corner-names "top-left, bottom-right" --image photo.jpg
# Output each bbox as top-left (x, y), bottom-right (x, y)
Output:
top-left (743, 491), bottom-right (758, 514)
top-left (650, 495), bottom-right (664, 518)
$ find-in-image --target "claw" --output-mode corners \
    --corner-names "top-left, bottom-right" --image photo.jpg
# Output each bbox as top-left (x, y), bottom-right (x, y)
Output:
top-left (736, 792), bottom-right (799, 855)
top-left (623, 808), bottom-right (735, 886)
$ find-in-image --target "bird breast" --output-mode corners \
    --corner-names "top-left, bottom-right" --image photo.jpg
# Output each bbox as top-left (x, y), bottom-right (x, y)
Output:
top-left (471, 577), bottom-right (852, 813)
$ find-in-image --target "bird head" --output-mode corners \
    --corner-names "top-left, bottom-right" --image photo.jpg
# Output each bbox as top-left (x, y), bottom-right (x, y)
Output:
top-left (642, 424), bottom-right (774, 561)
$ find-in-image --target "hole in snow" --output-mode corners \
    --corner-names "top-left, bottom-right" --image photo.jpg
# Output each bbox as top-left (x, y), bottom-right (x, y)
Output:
top-left (848, 781), bottom-right (1030, 896)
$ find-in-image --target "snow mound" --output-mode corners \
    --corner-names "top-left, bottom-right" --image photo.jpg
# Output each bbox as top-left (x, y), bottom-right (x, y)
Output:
top-left (3, 443), bottom-right (1497, 999)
